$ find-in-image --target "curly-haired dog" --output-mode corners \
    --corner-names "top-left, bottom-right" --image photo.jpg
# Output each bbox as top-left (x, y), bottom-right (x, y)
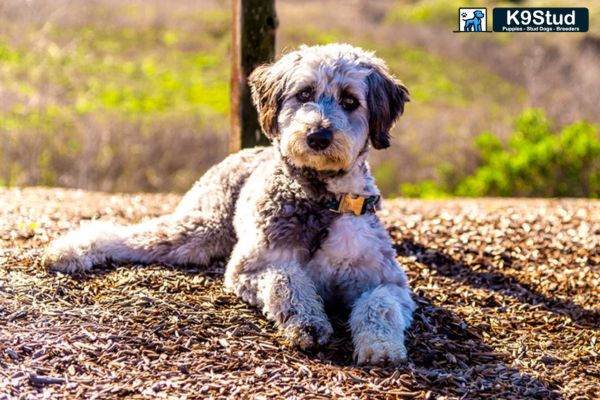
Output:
top-left (43, 43), bottom-right (416, 366)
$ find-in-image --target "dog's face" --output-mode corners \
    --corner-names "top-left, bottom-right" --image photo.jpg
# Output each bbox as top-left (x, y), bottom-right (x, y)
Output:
top-left (249, 44), bottom-right (409, 172)
top-left (474, 10), bottom-right (484, 18)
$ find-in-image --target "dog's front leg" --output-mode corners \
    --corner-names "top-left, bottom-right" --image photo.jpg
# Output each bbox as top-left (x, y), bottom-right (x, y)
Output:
top-left (350, 283), bottom-right (416, 366)
top-left (226, 258), bottom-right (333, 350)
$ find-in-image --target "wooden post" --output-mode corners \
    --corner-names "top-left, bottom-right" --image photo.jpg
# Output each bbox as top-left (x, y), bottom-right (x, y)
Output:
top-left (230, 0), bottom-right (278, 152)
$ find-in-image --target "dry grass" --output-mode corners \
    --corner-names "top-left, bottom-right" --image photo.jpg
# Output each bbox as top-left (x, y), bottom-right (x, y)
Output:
top-left (1, 188), bottom-right (598, 399)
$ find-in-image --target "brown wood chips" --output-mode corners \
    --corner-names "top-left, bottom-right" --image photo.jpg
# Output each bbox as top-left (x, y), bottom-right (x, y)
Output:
top-left (0, 188), bottom-right (598, 399)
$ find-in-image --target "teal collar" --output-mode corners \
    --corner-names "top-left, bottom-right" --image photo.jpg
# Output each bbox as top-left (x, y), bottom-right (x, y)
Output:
top-left (323, 194), bottom-right (380, 216)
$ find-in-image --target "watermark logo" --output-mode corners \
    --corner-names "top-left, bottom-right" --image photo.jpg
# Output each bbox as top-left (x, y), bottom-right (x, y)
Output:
top-left (454, 7), bottom-right (588, 33)
top-left (457, 8), bottom-right (488, 32)
top-left (492, 8), bottom-right (589, 32)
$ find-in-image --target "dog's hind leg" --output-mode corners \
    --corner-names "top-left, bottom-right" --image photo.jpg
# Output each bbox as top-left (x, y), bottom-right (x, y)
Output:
top-left (42, 210), bottom-right (234, 273)
top-left (42, 147), bottom-right (271, 273)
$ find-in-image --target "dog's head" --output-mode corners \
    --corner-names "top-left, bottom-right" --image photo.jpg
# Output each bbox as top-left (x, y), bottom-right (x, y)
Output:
top-left (474, 10), bottom-right (484, 18)
top-left (249, 43), bottom-right (409, 172)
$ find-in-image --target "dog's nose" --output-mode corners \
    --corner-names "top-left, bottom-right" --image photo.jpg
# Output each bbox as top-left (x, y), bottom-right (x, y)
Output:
top-left (306, 129), bottom-right (333, 151)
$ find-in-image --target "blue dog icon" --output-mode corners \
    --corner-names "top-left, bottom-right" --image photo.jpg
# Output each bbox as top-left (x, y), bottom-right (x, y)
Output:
top-left (463, 10), bottom-right (485, 31)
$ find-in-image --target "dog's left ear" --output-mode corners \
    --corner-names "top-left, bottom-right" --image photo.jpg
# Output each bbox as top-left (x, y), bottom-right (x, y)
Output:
top-left (248, 63), bottom-right (286, 140)
top-left (365, 63), bottom-right (410, 150)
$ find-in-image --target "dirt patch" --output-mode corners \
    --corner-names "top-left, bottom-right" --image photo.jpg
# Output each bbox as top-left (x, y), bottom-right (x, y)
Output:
top-left (1, 188), bottom-right (598, 399)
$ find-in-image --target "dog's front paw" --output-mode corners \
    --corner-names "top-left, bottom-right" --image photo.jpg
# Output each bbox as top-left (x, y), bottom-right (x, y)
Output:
top-left (283, 314), bottom-right (333, 350)
top-left (354, 336), bottom-right (407, 366)
top-left (42, 235), bottom-right (97, 273)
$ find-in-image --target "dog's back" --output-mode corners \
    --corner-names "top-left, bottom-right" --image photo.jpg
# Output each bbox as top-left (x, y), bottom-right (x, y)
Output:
top-left (177, 146), bottom-right (273, 214)
top-left (175, 146), bottom-right (275, 252)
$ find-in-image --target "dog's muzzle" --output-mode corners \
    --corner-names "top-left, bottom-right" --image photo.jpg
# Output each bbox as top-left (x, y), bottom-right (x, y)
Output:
top-left (306, 129), bottom-right (333, 151)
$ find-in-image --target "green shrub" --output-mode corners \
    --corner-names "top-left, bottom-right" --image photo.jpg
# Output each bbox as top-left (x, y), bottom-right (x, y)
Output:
top-left (401, 109), bottom-right (600, 198)
top-left (399, 180), bottom-right (449, 199)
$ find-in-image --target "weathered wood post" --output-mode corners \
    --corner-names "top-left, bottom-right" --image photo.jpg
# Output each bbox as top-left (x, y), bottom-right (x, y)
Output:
top-left (230, 0), bottom-right (278, 152)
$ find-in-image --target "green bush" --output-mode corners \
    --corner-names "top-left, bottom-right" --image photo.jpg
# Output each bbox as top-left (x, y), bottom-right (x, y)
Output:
top-left (401, 109), bottom-right (600, 198)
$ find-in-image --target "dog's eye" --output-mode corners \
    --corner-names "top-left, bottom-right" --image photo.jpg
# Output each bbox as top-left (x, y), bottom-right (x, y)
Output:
top-left (296, 88), bottom-right (313, 103)
top-left (340, 95), bottom-right (359, 111)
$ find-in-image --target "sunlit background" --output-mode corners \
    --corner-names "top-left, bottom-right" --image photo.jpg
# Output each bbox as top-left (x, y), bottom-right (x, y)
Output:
top-left (0, 0), bottom-right (598, 197)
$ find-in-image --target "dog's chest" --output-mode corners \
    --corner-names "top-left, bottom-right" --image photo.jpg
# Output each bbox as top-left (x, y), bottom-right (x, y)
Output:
top-left (317, 214), bottom-right (389, 265)
top-left (306, 214), bottom-right (399, 304)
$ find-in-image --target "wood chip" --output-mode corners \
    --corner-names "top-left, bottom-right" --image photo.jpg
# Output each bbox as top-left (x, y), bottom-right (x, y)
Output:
top-left (1, 188), bottom-right (598, 398)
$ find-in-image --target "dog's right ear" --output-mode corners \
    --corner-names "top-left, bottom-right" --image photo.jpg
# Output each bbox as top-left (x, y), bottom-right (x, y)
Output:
top-left (248, 63), bottom-right (285, 139)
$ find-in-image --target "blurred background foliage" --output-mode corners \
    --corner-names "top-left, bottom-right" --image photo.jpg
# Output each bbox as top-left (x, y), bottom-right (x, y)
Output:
top-left (401, 109), bottom-right (600, 198)
top-left (0, 0), bottom-right (598, 197)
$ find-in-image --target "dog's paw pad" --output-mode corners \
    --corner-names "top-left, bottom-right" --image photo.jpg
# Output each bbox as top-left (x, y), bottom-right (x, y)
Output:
top-left (354, 338), bottom-right (407, 366)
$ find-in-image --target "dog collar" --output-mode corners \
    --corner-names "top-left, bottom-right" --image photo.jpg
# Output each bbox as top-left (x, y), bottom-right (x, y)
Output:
top-left (323, 194), bottom-right (380, 216)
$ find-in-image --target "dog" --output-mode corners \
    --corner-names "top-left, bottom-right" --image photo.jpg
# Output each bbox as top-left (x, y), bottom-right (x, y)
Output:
top-left (463, 10), bottom-right (485, 31)
top-left (43, 43), bottom-right (416, 366)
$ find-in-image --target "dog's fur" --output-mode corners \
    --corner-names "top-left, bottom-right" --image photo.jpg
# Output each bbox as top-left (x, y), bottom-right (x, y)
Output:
top-left (43, 44), bottom-right (416, 366)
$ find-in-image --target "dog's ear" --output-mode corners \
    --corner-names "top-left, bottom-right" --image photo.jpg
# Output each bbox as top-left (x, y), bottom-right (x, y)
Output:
top-left (248, 63), bottom-right (286, 139)
top-left (364, 63), bottom-right (410, 150)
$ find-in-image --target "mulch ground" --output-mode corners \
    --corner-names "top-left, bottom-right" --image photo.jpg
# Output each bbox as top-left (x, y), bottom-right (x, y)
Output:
top-left (0, 187), bottom-right (598, 399)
